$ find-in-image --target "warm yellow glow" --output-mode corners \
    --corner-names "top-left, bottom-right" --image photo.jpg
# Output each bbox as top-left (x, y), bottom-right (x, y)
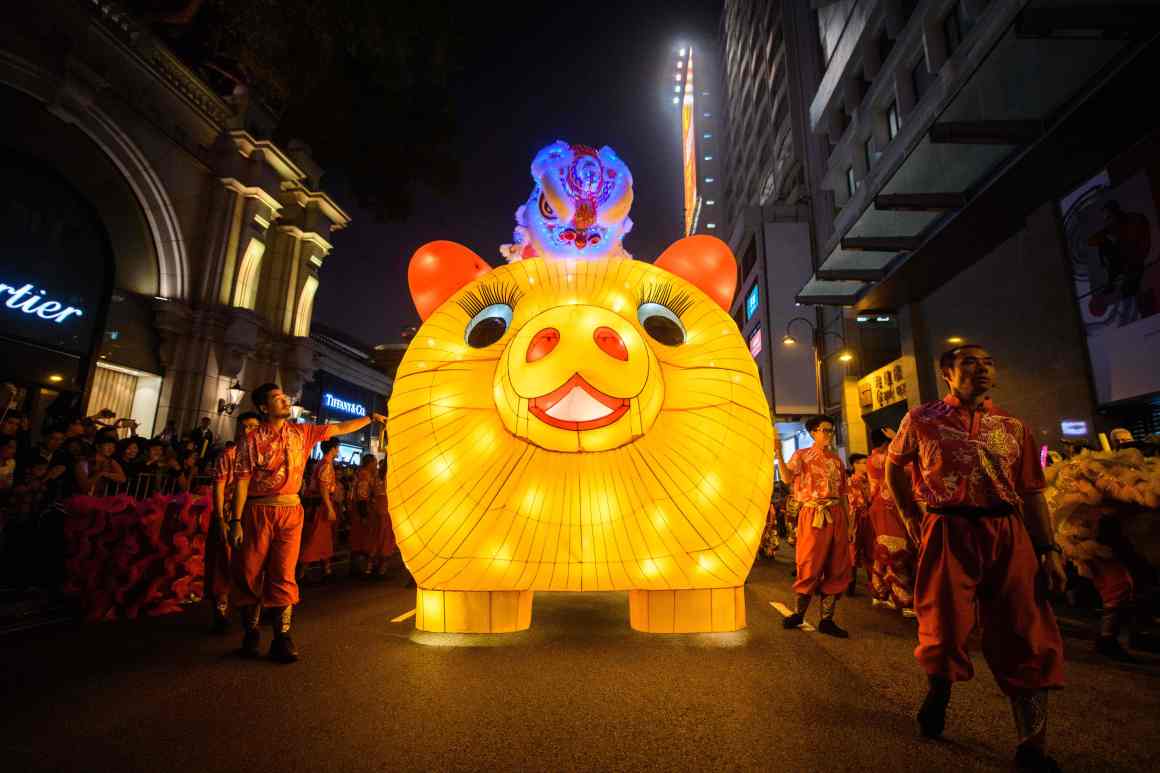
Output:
top-left (293, 275), bottom-right (319, 337)
top-left (947, 336), bottom-right (965, 345)
top-left (48, 374), bottom-right (64, 383)
top-left (838, 350), bottom-right (854, 362)
top-left (234, 238), bottom-right (267, 311)
top-left (388, 257), bottom-right (774, 634)
top-left (782, 335), bottom-right (796, 345)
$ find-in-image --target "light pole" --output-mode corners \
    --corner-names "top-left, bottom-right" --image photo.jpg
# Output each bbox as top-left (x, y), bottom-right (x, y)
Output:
top-left (782, 316), bottom-right (853, 415)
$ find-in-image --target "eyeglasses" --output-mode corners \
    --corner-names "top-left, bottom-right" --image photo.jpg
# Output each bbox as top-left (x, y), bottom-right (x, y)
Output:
top-left (816, 428), bottom-right (836, 435)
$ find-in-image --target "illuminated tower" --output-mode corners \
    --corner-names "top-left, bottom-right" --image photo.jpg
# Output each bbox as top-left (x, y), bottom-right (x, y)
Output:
top-left (670, 44), bottom-right (721, 237)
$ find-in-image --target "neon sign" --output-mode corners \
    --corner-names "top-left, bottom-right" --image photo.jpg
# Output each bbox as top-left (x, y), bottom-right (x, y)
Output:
top-left (748, 327), bottom-right (763, 358)
top-left (0, 282), bottom-right (85, 323)
top-left (323, 393), bottom-right (366, 417)
top-left (745, 284), bottom-right (759, 320)
top-left (1060, 420), bottom-right (1088, 437)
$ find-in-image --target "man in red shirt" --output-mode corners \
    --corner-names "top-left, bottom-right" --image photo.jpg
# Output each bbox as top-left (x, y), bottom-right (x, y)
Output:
top-left (775, 415), bottom-right (852, 638)
top-left (206, 411), bottom-right (260, 633)
top-left (230, 383), bottom-right (383, 663)
top-left (846, 452), bottom-right (871, 597)
top-left (886, 345), bottom-right (1066, 772)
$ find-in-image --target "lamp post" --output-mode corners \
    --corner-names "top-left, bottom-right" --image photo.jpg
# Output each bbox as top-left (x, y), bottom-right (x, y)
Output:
top-left (217, 381), bottom-right (246, 415)
top-left (781, 316), bottom-right (853, 415)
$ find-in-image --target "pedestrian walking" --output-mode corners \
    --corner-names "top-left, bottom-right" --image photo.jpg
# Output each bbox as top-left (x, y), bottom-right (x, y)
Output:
top-left (775, 416), bottom-right (853, 637)
top-left (885, 344), bottom-right (1065, 772)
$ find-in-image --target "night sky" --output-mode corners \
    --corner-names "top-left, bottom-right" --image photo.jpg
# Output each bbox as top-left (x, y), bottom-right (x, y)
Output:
top-left (313, 0), bottom-right (721, 346)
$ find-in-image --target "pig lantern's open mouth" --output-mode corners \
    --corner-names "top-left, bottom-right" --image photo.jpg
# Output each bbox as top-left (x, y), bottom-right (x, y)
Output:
top-left (528, 374), bottom-right (629, 431)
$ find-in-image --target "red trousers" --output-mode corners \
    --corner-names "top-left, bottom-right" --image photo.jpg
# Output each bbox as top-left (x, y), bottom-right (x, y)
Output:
top-left (914, 512), bottom-right (1065, 695)
top-left (1088, 557), bottom-right (1134, 609)
top-left (204, 520), bottom-right (231, 606)
top-left (793, 505), bottom-right (852, 596)
top-left (299, 505), bottom-right (334, 564)
top-left (231, 503), bottom-right (304, 608)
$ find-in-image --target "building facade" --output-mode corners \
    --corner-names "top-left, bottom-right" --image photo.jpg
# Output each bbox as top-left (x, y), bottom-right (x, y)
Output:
top-left (717, 0), bottom-right (834, 438)
top-left (1, 0), bottom-right (353, 443)
top-left (793, 0), bottom-right (1160, 453)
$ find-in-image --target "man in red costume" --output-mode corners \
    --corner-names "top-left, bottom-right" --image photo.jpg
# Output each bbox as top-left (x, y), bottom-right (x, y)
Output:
top-left (207, 411), bottom-right (260, 633)
top-left (776, 415), bottom-right (852, 638)
top-left (230, 383), bottom-right (383, 663)
top-left (866, 427), bottom-right (918, 616)
top-left (886, 345), bottom-right (1065, 772)
top-left (846, 453), bottom-right (871, 596)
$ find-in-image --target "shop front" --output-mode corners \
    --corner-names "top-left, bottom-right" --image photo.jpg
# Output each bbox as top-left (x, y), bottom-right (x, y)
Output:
top-left (300, 370), bottom-right (388, 464)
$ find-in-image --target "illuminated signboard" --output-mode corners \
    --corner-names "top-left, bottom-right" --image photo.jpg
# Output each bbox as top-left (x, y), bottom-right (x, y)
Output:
top-left (745, 284), bottom-right (759, 320)
top-left (681, 49), bottom-right (698, 236)
top-left (748, 327), bottom-right (763, 358)
top-left (0, 282), bottom-right (85, 324)
top-left (323, 392), bottom-right (367, 417)
top-left (1060, 420), bottom-right (1089, 436)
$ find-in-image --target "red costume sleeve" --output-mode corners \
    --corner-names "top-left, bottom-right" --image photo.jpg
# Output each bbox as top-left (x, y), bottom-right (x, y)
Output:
top-left (235, 432), bottom-right (255, 480)
top-left (307, 423), bottom-right (336, 451)
top-left (1015, 421), bottom-right (1046, 494)
top-left (786, 449), bottom-right (804, 475)
top-left (887, 412), bottom-right (918, 466)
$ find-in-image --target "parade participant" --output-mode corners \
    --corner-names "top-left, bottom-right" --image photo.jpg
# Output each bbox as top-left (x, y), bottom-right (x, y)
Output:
top-left (775, 416), bottom-right (852, 637)
top-left (349, 455), bottom-right (378, 578)
top-left (866, 427), bottom-right (917, 616)
top-left (366, 456), bottom-right (397, 579)
top-left (299, 439), bottom-right (340, 583)
top-left (229, 383), bottom-right (383, 663)
top-left (206, 411), bottom-right (260, 633)
top-left (846, 453), bottom-right (871, 596)
top-left (886, 344), bottom-right (1065, 772)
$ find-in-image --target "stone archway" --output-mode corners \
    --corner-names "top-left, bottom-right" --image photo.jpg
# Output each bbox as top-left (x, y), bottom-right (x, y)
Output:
top-left (0, 57), bottom-right (190, 301)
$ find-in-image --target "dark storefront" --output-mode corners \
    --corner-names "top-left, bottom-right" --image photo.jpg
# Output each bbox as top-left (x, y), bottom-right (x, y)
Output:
top-left (300, 371), bottom-right (387, 464)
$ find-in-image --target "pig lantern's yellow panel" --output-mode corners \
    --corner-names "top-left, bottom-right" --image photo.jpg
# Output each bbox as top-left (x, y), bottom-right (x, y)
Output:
top-left (388, 241), bottom-right (774, 634)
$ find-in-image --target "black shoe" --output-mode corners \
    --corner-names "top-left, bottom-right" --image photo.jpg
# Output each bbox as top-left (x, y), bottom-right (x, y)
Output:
top-left (237, 628), bottom-right (261, 659)
top-left (1014, 743), bottom-right (1061, 772)
top-left (211, 611), bottom-right (230, 635)
top-left (917, 680), bottom-right (951, 738)
top-left (269, 634), bottom-right (299, 664)
top-left (782, 612), bottom-right (805, 629)
top-left (818, 619), bottom-right (849, 638)
top-left (1095, 635), bottom-right (1136, 662)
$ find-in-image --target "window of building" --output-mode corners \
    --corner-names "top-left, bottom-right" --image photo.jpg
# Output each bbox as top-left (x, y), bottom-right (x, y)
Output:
top-left (887, 102), bottom-right (901, 140)
top-left (741, 239), bottom-right (757, 279)
top-left (864, 137), bottom-right (875, 171)
top-left (944, 5), bottom-right (963, 54)
top-left (846, 166), bottom-right (857, 197)
top-left (877, 28), bottom-right (894, 64)
top-left (911, 56), bottom-right (935, 101)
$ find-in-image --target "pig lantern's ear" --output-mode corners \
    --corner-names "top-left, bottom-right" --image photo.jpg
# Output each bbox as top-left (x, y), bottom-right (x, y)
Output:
top-left (654, 235), bottom-right (737, 311)
top-left (408, 241), bottom-right (492, 321)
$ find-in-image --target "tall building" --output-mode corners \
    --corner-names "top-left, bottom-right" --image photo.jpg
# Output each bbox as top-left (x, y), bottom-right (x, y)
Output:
top-left (793, 0), bottom-right (1160, 453)
top-left (670, 44), bottom-right (722, 237)
top-left (717, 0), bottom-right (832, 429)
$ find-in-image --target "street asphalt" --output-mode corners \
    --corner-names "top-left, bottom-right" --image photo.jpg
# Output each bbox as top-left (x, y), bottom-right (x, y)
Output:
top-left (1, 557), bottom-right (1157, 772)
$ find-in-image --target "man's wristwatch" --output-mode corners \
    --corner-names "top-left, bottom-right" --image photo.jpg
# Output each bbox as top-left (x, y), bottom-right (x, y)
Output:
top-left (228, 518), bottom-right (241, 525)
top-left (1034, 542), bottom-right (1063, 557)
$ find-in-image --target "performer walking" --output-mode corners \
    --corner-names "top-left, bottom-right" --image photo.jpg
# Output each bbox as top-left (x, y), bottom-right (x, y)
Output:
top-left (229, 383), bottom-right (383, 663)
top-left (846, 453), bottom-right (871, 596)
top-left (299, 439), bottom-right (340, 583)
top-left (886, 345), bottom-right (1065, 771)
top-left (775, 416), bottom-right (852, 638)
top-left (866, 427), bottom-right (918, 616)
top-left (207, 411), bottom-right (260, 633)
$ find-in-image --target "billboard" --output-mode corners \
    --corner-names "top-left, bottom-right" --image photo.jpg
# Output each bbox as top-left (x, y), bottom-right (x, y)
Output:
top-left (682, 49), bottom-right (698, 236)
top-left (1060, 168), bottom-right (1160, 404)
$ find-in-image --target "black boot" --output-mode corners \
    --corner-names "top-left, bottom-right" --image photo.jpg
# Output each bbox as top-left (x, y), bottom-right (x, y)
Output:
top-left (1011, 689), bottom-right (1055, 771)
top-left (268, 606), bottom-right (298, 664)
top-left (817, 594), bottom-right (849, 638)
top-left (236, 605), bottom-right (261, 658)
top-left (917, 675), bottom-right (951, 738)
top-left (783, 593), bottom-right (810, 629)
top-left (210, 601), bottom-right (230, 635)
top-left (1014, 743), bottom-right (1061, 772)
top-left (1096, 607), bottom-right (1136, 661)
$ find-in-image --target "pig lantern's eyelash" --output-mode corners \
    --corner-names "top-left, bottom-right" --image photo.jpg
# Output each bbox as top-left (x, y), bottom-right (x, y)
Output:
top-left (456, 283), bottom-right (523, 319)
top-left (638, 282), bottom-right (694, 318)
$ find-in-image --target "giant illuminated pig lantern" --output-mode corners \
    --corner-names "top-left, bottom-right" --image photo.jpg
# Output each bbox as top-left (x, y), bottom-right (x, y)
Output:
top-left (388, 234), bottom-right (775, 634)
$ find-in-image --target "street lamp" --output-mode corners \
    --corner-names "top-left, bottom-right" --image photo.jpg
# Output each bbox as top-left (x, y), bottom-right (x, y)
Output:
top-left (782, 317), bottom-right (854, 414)
top-left (217, 381), bottom-right (246, 415)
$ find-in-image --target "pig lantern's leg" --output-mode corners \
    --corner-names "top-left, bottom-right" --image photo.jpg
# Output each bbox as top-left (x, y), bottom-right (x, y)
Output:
top-left (628, 587), bottom-right (747, 633)
top-left (414, 588), bottom-right (534, 633)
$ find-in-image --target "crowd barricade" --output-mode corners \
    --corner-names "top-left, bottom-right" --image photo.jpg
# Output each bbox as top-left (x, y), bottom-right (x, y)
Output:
top-left (61, 489), bottom-right (213, 621)
top-left (96, 473), bottom-right (215, 499)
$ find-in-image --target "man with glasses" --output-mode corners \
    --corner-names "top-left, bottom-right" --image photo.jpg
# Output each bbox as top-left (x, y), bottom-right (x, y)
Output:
top-left (886, 344), bottom-right (1065, 772)
top-left (774, 415), bottom-right (853, 637)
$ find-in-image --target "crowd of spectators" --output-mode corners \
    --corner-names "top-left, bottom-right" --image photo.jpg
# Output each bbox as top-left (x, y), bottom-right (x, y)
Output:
top-left (0, 408), bottom-right (224, 590)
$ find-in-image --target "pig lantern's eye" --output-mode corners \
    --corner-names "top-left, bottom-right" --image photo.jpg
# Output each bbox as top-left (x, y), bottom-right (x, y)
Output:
top-left (637, 302), bottom-right (686, 347)
top-left (465, 303), bottom-right (513, 348)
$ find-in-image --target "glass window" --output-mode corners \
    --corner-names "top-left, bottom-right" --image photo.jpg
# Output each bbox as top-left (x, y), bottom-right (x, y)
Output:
top-left (864, 137), bottom-right (874, 171)
top-left (911, 56), bottom-right (935, 101)
top-left (887, 102), bottom-right (901, 140)
top-left (944, 6), bottom-right (963, 54)
top-left (846, 166), bottom-right (857, 197)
